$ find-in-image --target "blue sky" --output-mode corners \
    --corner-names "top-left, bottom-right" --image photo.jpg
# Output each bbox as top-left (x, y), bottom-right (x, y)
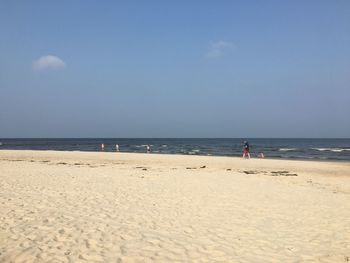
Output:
top-left (0, 1), bottom-right (349, 138)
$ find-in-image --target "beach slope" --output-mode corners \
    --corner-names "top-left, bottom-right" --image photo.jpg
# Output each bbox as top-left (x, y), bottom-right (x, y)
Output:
top-left (1, 150), bottom-right (350, 262)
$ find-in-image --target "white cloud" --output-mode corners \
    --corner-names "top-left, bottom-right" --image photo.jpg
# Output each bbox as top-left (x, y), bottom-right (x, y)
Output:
top-left (212, 41), bottom-right (233, 49)
top-left (206, 48), bottom-right (223, 58)
top-left (206, 41), bottom-right (235, 58)
top-left (32, 55), bottom-right (66, 71)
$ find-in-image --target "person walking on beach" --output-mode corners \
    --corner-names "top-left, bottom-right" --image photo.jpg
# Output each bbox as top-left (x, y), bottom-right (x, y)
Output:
top-left (146, 145), bottom-right (151, 153)
top-left (243, 141), bottom-right (250, 159)
top-left (101, 143), bottom-right (105, 151)
top-left (115, 144), bottom-right (119, 152)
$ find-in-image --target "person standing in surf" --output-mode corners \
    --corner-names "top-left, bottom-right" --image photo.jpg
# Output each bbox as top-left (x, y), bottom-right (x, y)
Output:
top-left (243, 141), bottom-right (250, 159)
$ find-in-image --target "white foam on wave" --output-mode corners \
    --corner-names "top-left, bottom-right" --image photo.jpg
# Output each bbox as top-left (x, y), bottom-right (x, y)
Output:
top-left (279, 148), bottom-right (298, 151)
top-left (312, 148), bottom-right (350, 152)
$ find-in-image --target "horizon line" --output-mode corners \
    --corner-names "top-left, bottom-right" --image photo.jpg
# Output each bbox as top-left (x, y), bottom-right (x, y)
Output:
top-left (1, 137), bottom-right (349, 140)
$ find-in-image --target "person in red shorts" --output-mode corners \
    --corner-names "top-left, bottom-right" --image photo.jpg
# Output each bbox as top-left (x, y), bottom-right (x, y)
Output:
top-left (242, 141), bottom-right (250, 159)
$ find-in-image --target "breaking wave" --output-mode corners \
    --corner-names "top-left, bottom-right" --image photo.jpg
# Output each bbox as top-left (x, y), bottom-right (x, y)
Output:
top-left (279, 148), bottom-right (298, 151)
top-left (312, 148), bottom-right (350, 152)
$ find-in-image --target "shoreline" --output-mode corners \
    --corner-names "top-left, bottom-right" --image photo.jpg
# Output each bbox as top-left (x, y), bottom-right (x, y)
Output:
top-left (1, 148), bottom-right (350, 164)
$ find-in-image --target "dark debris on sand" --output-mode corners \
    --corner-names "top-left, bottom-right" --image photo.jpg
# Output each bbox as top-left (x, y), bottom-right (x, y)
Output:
top-left (240, 170), bottom-right (298, 177)
top-left (270, 171), bottom-right (298, 176)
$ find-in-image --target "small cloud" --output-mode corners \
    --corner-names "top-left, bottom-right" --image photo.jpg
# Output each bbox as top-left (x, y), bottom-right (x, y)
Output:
top-left (206, 49), bottom-right (223, 58)
top-left (32, 55), bottom-right (66, 71)
top-left (212, 41), bottom-right (233, 49)
top-left (206, 41), bottom-right (235, 58)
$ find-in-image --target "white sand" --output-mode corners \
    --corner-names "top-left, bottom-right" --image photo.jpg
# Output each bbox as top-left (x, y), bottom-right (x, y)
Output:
top-left (1, 150), bottom-right (350, 262)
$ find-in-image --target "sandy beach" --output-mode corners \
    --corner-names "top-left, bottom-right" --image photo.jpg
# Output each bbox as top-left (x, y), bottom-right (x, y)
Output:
top-left (1, 150), bottom-right (350, 262)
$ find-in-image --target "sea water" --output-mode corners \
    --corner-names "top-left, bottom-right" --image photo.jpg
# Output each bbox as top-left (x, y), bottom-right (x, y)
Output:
top-left (0, 138), bottom-right (349, 161)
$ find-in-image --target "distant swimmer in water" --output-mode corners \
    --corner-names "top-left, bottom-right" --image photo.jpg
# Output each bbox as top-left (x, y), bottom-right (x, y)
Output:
top-left (146, 145), bottom-right (151, 153)
top-left (101, 143), bottom-right (105, 151)
top-left (242, 141), bottom-right (250, 159)
top-left (115, 144), bottom-right (119, 152)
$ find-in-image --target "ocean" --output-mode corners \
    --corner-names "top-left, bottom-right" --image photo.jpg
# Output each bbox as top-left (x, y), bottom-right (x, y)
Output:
top-left (0, 138), bottom-right (349, 161)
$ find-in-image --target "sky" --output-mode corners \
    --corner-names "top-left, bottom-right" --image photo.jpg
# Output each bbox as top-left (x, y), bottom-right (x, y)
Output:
top-left (0, 0), bottom-right (349, 138)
